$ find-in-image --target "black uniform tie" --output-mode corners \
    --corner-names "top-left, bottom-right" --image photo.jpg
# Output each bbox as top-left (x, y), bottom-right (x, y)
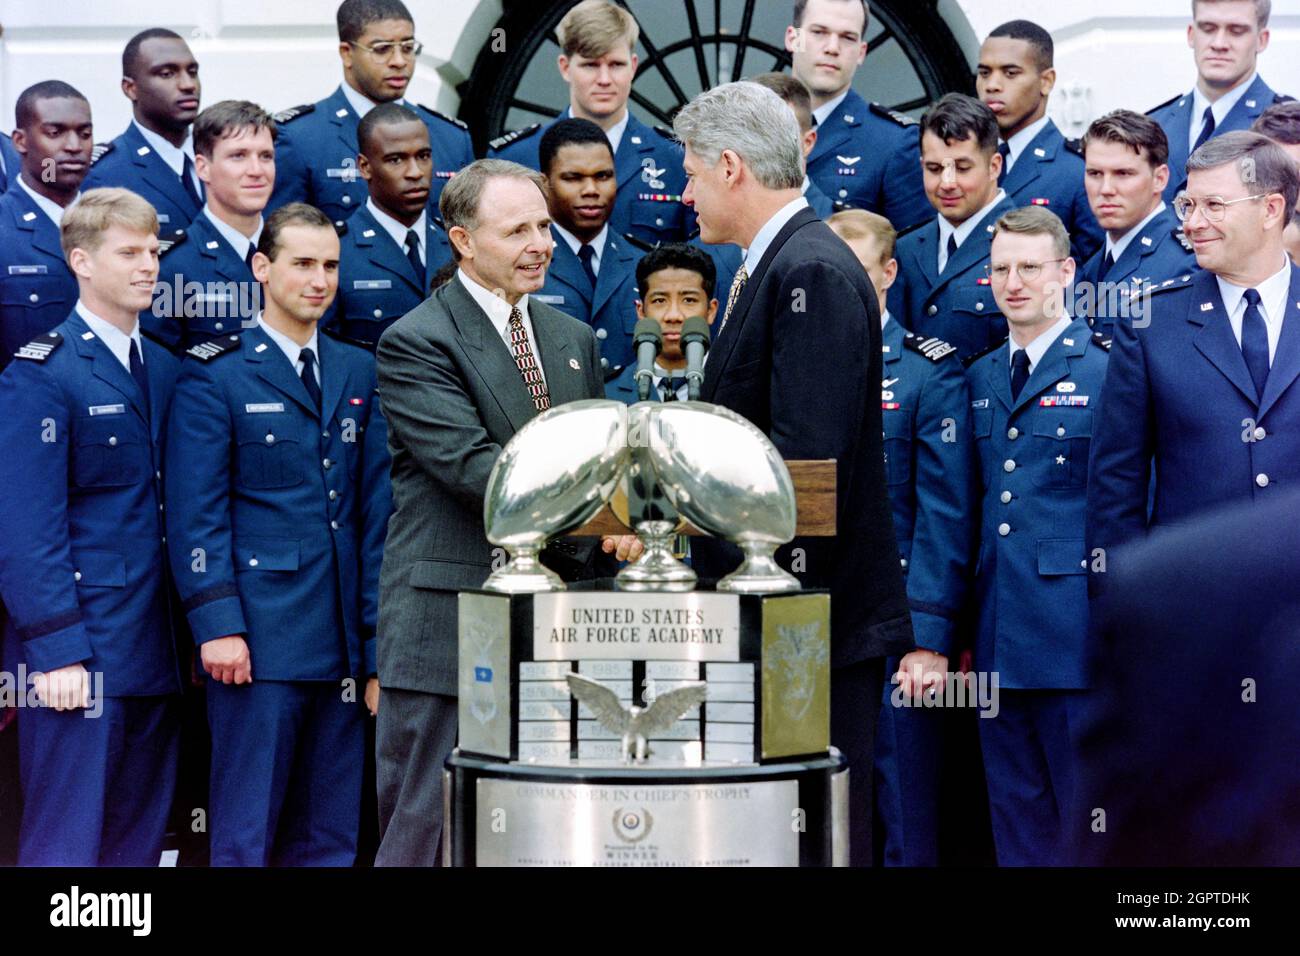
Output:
top-left (130, 338), bottom-right (150, 420)
top-left (1241, 288), bottom-right (1270, 401)
top-left (1192, 106), bottom-right (1216, 153)
top-left (299, 347), bottom-right (321, 412)
top-left (405, 229), bottom-right (423, 281)
top-left (1010, 348), bottom-right (1031, 401)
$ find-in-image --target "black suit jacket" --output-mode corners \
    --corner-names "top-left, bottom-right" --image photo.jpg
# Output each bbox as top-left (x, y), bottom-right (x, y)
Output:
top-left (700, 206), bottom-right (914, 667)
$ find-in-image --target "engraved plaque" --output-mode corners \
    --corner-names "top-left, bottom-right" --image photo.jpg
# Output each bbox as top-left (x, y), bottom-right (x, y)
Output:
top-left (458, 592), bottom-right (512, 758)
top-left (533, 592), bottom-right (740, 661)
top-left (761, 594), bottom-right (831, 759)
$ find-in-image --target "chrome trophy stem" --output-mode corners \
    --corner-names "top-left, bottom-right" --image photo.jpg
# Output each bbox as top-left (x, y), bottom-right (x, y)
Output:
top-left (483, 542), bottom-right (565, 593)
top-left (616, 519), bottom-right (697, 591)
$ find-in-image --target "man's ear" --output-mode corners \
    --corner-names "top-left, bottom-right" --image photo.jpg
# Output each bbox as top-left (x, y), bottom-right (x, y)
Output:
top-left (67, 246), bottom-right (92, 281)
top-left (10, 128), bottom-right (26, 157)
top-left (358, 153), bottom-right (372, 182)
top-left (121, 76), bottom-right (138, 103)
top-left (1153, 163), bottom-right (1170, 194)
top-left (635, 298), bottom-right (645, 321)
top-left (251, 250), bottom-right (271, 284)
top-left (1039, 66), bottom-right (1057, 97)
top-left (449, 225), bottom-right (474, 260)
top-left (705, 297), bottom-right (719, 324)
top-left (195, 152), bottom-right (212, 184)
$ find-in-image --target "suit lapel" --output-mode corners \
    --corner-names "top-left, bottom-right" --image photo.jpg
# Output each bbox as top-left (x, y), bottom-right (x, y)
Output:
top-left (1189, 273), bottom-right (1258, 405)
top-left (444, 278), bottom-right (538, 432)
top-left (1257, 266), bottom-right (1300, 420)
top-left (532, 304), bottom-right (585, 405)
top-left (245, 325), bottom-right (317, 416)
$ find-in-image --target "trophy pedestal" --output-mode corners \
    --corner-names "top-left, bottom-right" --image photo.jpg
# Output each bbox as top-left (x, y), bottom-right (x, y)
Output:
top-left (444, 749), bottom-right (848, 867)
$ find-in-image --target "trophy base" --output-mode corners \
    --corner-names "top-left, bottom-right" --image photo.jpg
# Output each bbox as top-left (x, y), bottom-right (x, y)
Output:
top-left (482, 547), bottom-right (564, 593)
top-left (716, 548), bottom-right (800, 593)
top-left (614, 520), bottom-right (697, 592)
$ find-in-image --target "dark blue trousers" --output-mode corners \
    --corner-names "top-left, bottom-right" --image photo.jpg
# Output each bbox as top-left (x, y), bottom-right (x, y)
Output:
top-left (207, 679), bottom-right (364, 867)
top-left (874, 655), bottom-right (943, 866)
top-left (18, 694), bottom-right (179, 866)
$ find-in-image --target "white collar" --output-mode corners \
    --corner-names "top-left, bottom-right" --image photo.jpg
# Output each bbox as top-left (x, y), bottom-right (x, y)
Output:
top-left (604, 110), bottom-right (631, 155)
top-left (257, 314), bottom-right (319, 377)
top-left (801, 175), bottom-right (811, 194)
top-left (17, 174), bottom-right (73, 226)
top-left (743, 196), bottom-right (810, 276)
top-left (881, 309), bottom-right (892, 331)
top-left (811, 89), bottom-right (850, 128)
top-left (1216, 256), bottom-right (1292, 325)
top-left (75, 300), bottom-right (141, 373)
top-left (132, 119), bottom-right (195, 178)
top-left (1191, 72), bottom-right (1257, 149)
top-left (1106, 202), bottom-right (1167, 263)
top-left (365, 198), bottom-right (426, 254)
top-left (457, 267), bottom-right (529, 330)
top-left (552, 222), bottom-right (608, 266)
top-left (204, 207), bottom-right (263, 262)
top-left (1008, 314), bottom-right (1073, 372)
top-left (1003, 115), bottom-right (1051, 173)
top-left (340, 81), bottom-right (398, 120)
top-left (938, 188), bottom-right (1006, 253)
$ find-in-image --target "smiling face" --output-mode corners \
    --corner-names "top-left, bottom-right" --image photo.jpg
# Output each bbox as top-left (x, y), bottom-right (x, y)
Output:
top-left (196, 125), bottom-right (275, 218)
top-left (559, 45), bottom-right (636, 123)
top-left (341, 18), bottom-right (417, 103)
top-left (1181, 159), bottom-right (1284, 276)
top-left (976, 36), bottom-right (1053, 138)
top-left (69, 224), bottom-right (160, 316)
top-left (360, 118), bottom-right (432, 224)
top-left (786, 0), bottom-right (868, 101)
top-left (636, 266), bottom-right (717, 365)
top-left (1189, 0), bottom-right (1269, 94)
top-left (921, 130), bottom-right (1002, 225)
top-left (1084, 138), bottom-right (1169, 238)
top-left (988, 229), bottom-right (1074, 335)
top-left (450, 175), bottom-right (553, 303)
top-left (14, 95), bottom-right (93, 202)
top-left (544, 141), bottom-right (616, 241)
top-left (254, 223), bottom-right (340, 325)
top-left (125, 36), bottom-right (201, 134)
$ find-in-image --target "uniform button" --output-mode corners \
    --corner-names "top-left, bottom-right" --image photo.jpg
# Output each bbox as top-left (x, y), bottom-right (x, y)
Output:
top-left (655, 217), bottom-right (664, 227)
top-left (1007, 427), bottom-right (1019, 440)
top-left (330, 520), bottom-right (340, 530)
top-left (249, 557), bottom-right (259, 567)
top-left (1000, 490), bottom-right (1012, 504)
top-left (998, 522), bottom-right (1011, 536)
top-left (74, 571), bottom-right (82, 581)
top-left (159, 503), bottom-right (164, 511)
top-left (838, 189), bottom-right (848, 198)
top-left (595, 328), bottom-right (607, 340)
top-left (600, 357), bottom-right (609, 368)
top-left (322, 431), bottom-right (329, 439)
top-left (975, 302), bottom-right (984, 311)
top-left (1080, 559), bottom-right (1087, 569)
top-left (29, 293), bottom-right (38, 303)
top-left (156, 470), bottom-right (162, 480)
top-left (342, 195), bottom-right (352, 205)
top-left (323, 458), bottom-right (332, 469)
top-left (1057, 426), bottom-right (1065, 437)
top-left (108, 435), bottom-right (118, 446)
top-left (1003, 459), bottom-right (1016, 473)
top-left (899, 557), bottom-right (908, 569)
top-left (927, 305), bottom-right (938, 317)
top-left (1254, 426), bottom-right (1266, 440)
top-left (373, 309), bottom-right (383, 319)
top-left (215, 322), bottom-right (224, 331)
top-left (1256, 473), bottom-right (1269, 487)
top-left (265, 433), bottom-right (275, 444)
top-left (329, 489), bottom-right (338, 501)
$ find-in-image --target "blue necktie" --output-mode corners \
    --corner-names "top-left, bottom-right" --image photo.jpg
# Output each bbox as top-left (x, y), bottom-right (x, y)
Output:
top-left (299, 347), bottom-right (321, 413)
top-left (129, 338), bottom-right (150, 420)
top-left (1010, 348), bottom-right (1031, 401)
top-left (181, 154), bottom-right (204, 208)
top-left (997, 141), bottom-right (1011, 185)
top-left (405, 229), bottom-right (424, 283)
top-left (577, 243), bottom-right (597, 289)
top-left (1241, 288), bottom-right (1270, 401)
top-left (1192, 106), bottom-right (1216, 153)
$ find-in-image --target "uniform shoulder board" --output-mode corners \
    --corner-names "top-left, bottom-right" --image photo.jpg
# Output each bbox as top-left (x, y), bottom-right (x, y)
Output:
top-left (185, 335), bottom-right (242, 362)
top-left (431, 215), bottom-right (447, 232)
top-left (159, 230), bottom-right (188, 256)
top-left (652, 124), bottom-right (680, 143)
top-left (1130, 271), bottom-right (1196, 302)
top-left (1274, 92), bottom-right (1295, 105)
top-left (334, 219), bottom-right (349, 237)
top-left (1173, 227), bottom-right (1194, 253)
top-left (1063, 137), bottom-right (1084, 158)
top-left (320, 325), bottom-right (377, 352)
top-left (831, 199), bottom-right (855, 213)
top-left (272, 103), bottom-right (315, 125)
top-left (90, 141), bottom-right (115, 165)
top-left (13, 330), bottom-right (63, 363)
top-left (621, 231), bottom-right (658, 254)
top-left (1091, 331), bottom-right (1112, 351)
top-left (139, 324), bottom-right (176, 352)
top-left (488, 123), bottom-right (540, 152)
top-left (961, 336), bottom-right (1009, 369)
top-left (894, 217), bottom-right (929, 241)
top-left (1146, 92), bottom-right (1182, 115)
top-left (417, 103), bottom-right (469, 131)
top-left (903, 332), bottom-right (958, 363)
top-left (869, 102), bottom-right (918, 126)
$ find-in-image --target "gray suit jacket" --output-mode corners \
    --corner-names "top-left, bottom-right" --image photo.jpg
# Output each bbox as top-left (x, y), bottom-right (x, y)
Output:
top-left (375, 275), bottom-right (605, 695)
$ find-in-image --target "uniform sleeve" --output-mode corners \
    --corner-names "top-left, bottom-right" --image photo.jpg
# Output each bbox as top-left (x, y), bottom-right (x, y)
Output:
top-left (357, 379), bottom-right (392, 677)
top-left (164, 358), bottom-right (247, 643)
top-left (905, 357), bottom-right (978, 657)
top-left (268, 124), bottom-right (311, 216)
top-left (0, 361), bottom-right (93, 671)
top-left (882, 125), bottom-right (931, 234)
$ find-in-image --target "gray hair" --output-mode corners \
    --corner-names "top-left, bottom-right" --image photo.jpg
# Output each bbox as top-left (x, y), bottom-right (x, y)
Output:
top-left (1188, 130), bottom-right (1299, 220)
top-left (438, 158), bottom-right (547, 259)
top-left (672, 81), bottom-right (804, 191)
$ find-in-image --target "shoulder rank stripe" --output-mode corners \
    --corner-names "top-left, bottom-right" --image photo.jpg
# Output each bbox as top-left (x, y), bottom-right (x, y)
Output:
top-left (489, 124), bottom-right (540, 152)
top-left (90, 141), bottom-right (115, 165)
top-left (272, 103), bottom-right (315, 125)
top-left (869, 102), bottom-right (918, 126)
top-left (1173, 227), bottom-right (1194, 252)
top-left (186, 335), bottom-right (242, 362)
top-left (1063, 137), bottom-right (1084, 158)
top-left (159, 231), bottom-right (188, 256)
top-left (653, 125), bottom-right (680, 143)
top-left (418, 103), bottom-right (469, 131)
top-left (14, 331), bottom-right (63, 362)
top-left (1146, 92), bottom-right (1183, 115)
top-left (1129, 272), bottom-right (1196, 301)
top-left (904, 333), bottom-right (958, 362)
top-left (1091, 331), bottom-right (1112, 351)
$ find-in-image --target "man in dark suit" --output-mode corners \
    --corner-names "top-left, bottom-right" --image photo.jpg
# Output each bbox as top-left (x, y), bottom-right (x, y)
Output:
top-left (1088, 132), bottom-right (1300, 571)
top-left (373, 159), bottom-right (623, 866)
top-left (674, 81), bottom-right (914, 866)
top-left (1148, 0), bottom-right (1292, 202)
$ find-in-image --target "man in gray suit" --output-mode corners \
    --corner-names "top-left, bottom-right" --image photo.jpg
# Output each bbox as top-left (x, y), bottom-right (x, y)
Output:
top-left (373, 158), bottom-right (621, 866)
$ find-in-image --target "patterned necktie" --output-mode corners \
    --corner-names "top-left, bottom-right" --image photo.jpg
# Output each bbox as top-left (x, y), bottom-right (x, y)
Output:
top-left (1241, 288), bottom-right (1270, 401)
top-left (997, 141), bottom-right (1011, 186)
top-left (1010, 348), bottom-right (1031, 401)
top-left (1193, 106), bottom-right (1216, 153)
top-left (661, 376), bottom-right (680, 402)
top-left (719, 264), bottom-right (748, 335)
top-left (508, 306), bottom-right (550, 411)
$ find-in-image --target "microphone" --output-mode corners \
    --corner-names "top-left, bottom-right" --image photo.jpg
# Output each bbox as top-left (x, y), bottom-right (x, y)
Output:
top-left (680, 316), bottom-right (711, 401)
top-left (633, 318), bottom-right (663, 402)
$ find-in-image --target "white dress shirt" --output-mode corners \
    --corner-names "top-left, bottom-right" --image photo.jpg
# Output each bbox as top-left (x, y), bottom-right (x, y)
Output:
top-left (1189, 72), bottom-right (1256, 155)
top-left (204, 207), bottom-right (263, 262)
top-left (257, 314), bottom-right (320, 384)
top-left (937, 189), bottom-right (1006, 273)
top-left (553, 223), bottom-right (608, 276)
top-left (134, 119), bottom-right (202, 196)
top-left (341, 81), bottom-right (389, 120)
top-left (603, 110), bottom-right (630, 156)
top-left (366, 198), bottom-right (426, 266)
top-left (1002, 115), bottom-right (1051, 176)
top-left (1105, 202), bottom-right (1167, 264)
top-left (653, 362), bottom-right (689, 401)
top-left (811, 90), bottom-right (850, 128)
top-left (1217, 256), bottom-right (1292, 364)
top-left (456, 269), bottom-right (547, 386)
top-left (17, 174), bottom-right (74, 227)
top-left (743, 196), bottom-right (810, 277)
top-left (1008, 314), bottom-right (1072, 380)
top-left (76, 301), bottom-right (143, 373)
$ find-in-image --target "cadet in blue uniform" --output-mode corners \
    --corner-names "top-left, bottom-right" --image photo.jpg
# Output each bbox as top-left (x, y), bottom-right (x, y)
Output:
top-left (605, 242), bottom-right (717, 403)
top-left (0, 132), bottom-right (19, 192)
top-left (82, 29), bottom-right (204, 241)
top-left (889, 94), bottom-right (1017, 361)
top-left (166, 204), bottom-right (391, 866)
top-left (534, 118), bottom-right (642, 380)
top-left (1077, 110), bottom-right (1198, 337)
top-left (146, 101), bottom-right (275, 351)
top-left (489, 1), bottom-right (691, 246)
top-left (976, 21), bottom-right (1103, 262)
top-left (968, 206), bottom-right (1109, 866)
top-left (324, 103), bottom-right (451, 347)
top-left (786, 0), bottom-right (931, 231)
top-left (1088, 132), bottom-right (1300, 567)
top-left (0, 189), bottom-right (182, 866)
top-left (830, 209), bottom-right (977, 867)
top-left (268, 0), bottom-right (472, 227)
top-left (1149, 0), bottom-right (1292, 202)
top-left (0, 82), bottom-right (92, 373)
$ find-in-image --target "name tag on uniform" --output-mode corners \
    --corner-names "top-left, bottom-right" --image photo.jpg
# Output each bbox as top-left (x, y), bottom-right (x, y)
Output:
top-left (88, 404), bottom-right (126, 416)
top-left (7, 265), bottom-right (48, 275)
top-left (971, 399), bottom-right (990, 409)
top-left (352, 279), bottom-right (392, 290)
top-left (535, 294), bottom-right (565, 305)
top-left (157, 214), bottom-right (170, 224)
top-left (245, 402), bottom-right (285, 413)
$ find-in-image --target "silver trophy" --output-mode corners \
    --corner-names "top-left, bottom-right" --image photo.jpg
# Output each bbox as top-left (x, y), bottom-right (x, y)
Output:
top-left (648, 402), bottom-right (800, 593)
top-left (483, 400), bottom-right (628, 593)
top-left (566, 672), bottom-right (708, 762)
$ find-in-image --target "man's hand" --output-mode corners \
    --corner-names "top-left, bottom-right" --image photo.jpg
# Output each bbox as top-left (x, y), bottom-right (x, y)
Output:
top-left (892, 650), bottom-right (948, 700)
top-left (365, 677), bottom-right (380, 717)
top-left (32, 663), bottom-right (90, 710)
top-left (601, 534), bottom-right (644, 562)
top-left (201, 636), bottom-right (253, 685)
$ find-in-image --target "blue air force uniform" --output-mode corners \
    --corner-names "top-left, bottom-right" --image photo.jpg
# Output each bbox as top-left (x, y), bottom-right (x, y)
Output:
top-left (805, 90), bottom-right (931, 232)
top-left (0, 132), bottom-right (19, 192)
top-left (537, 226), bottom-right (642, 379)
top-left (145, 210), bottom-right (258, 352)
top-left (873, 317), bottom-right (977, 867)
top-left (323, 202), bottom-right (451, 348)
top-left (82, 123), bottom-right (202, 240)
top-left (1075, 205), bottom-right (1197, 338)
top-left (967, 316), bottom-right (1110, 865)
top-left (0, 183), bottom-right (79, 373)
top-left (0, 309), bottom-right (182, 866)
top-left (269, 86), bottom-right (474, 226)
top-left (1149, 74), bottom-right (1293, 203)
top-left (490, 110), bottom-right (691, 246)
top-left (889, 195), bottom-right (1018, 361)
top-left (165, 322), bottom-right (392, 866)
top-left (1000, 120), bottom-right (1103, 263)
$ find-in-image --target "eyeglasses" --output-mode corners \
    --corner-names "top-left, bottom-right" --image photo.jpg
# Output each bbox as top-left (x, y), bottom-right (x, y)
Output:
top-left (348, 39), bottom-right (423, 60)
top-left (1173, 192), bottom-right (1268, 222)
top-left (985, 259), bottom-right (1068, 282)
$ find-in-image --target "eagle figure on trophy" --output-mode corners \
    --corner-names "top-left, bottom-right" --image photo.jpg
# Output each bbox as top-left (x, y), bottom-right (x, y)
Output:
top-left (566, 672), bottom-right (708, 762)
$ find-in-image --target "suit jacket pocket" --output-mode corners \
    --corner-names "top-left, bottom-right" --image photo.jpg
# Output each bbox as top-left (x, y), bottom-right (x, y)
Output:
top-left (409, 558), bottom-right (491, 591)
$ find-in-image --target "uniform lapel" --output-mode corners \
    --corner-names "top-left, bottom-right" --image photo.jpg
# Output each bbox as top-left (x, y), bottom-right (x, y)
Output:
top-left (354, 207), bottom-right (423, 294)
top-left (616, 114), bottom-right (658, 192)
top-left (1003, 122), bottom-right (1055, 196)
top-left (143, 341), bottom-right (171, 445)
top-left (1257, 266), bottom-right (1300, 420)
top-left (328, 86), bottom-right (361, 160)
top-left (1188, 272), bottom-right (1258, 405)
top-left (69, 313), bottom-right (150, 428)
top-left (590, 234), bottom-right (634, 317)
top-left (317, 332), bottom-right (348, 423)
top-left (545, 232), bottom-right (593, 312)
top-left (1010, 319), bottom-right (1088, 417)
top-left (245, 324), bottom-right (317, 416)
top-left (10, 187), bottom-right (65, 262)
top-left (1164, 94), bottom-right (1194, 190)
top-left (807, 90), bottom-right (861, 165)
top-left (1222, 74), bottom-right (1274, 134)
top-left (987, 344), bottom-right (1016, 413)
top-left (124, 123), bottom-right (198, 218)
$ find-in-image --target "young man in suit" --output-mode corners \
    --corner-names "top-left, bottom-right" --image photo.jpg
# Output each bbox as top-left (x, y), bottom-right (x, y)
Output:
top-left (82, 29), bottom-right (203, 241)
top-left (0, 188), bottom-right (182, 866)
top-left (537, 118), bottom-right (642, 380)
top-left (675, 80), bottom-right (914, 866)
